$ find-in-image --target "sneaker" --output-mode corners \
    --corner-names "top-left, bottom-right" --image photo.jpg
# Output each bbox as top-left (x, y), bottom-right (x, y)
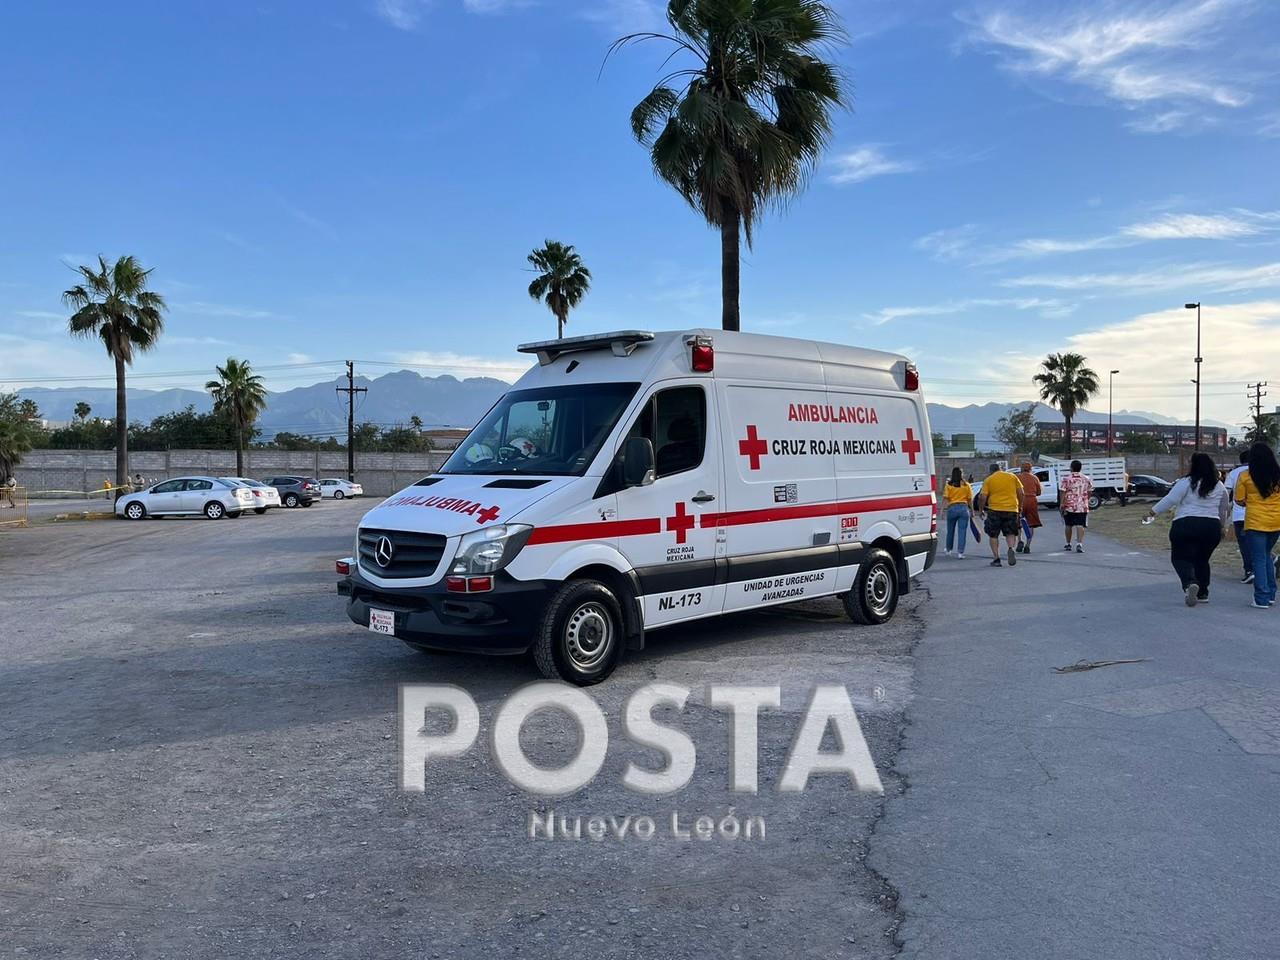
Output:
top-left (1015, 542), bottom-right (1025, 553)
top-left (944, 549), bottom-right (952, 556)
top-left (990, 558), bottom-right (1002, 567)
top-left (1064, 543), bottom-right (1073, 551)
top-left (1242, 572), bottom-right (1255, 584)
top-left (1185, 584), bottom-right (1199, 607)
top-left (1075, 544), bottom-right (1084, 554)
top-left (1251, 601), bottom-right (1270, 609)
top-left (1197, 593), bottom-right (1210, 604)
top-left (957, 553), bottom-right (965, 559)
top-left (1023, 543), bottom-right (1032, 554)
top-left (1007, 546), bottom-right (1017, 566)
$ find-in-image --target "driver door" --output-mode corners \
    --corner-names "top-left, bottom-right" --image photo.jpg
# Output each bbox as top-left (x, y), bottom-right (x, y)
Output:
top-left (147, 479), bottom-right (185, 514)
top-left (613, 382), bottom-right (724, 627)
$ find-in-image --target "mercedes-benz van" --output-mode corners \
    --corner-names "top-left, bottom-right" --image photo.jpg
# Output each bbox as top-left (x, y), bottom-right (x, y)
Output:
top-left (337, 329), bottom-right (937, 684)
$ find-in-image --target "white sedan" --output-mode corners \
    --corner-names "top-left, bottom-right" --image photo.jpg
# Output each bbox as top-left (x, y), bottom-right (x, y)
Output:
top-left (116, 476), bottom-right (253, 520)
top-left (223, 477), bottom-right (282, 514)
top-left (318, 478), bottom-right (363, 500)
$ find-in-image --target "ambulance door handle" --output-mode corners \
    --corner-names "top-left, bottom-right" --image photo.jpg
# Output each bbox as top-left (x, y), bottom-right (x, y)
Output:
top-left (691, 491), bottom-right (716, 504)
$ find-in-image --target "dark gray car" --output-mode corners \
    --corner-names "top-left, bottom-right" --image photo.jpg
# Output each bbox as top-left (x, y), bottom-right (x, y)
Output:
top-left (262, 475), bottom-right (321, 508)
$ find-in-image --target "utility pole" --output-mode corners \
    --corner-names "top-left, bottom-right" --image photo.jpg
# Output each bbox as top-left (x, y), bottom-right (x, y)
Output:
top-left (336, 361), bottom-right (367, 482)
top-left (1185, 302), bottom-right (1202, 450)
top-left (1248, 381), bottom-right (1268, 441)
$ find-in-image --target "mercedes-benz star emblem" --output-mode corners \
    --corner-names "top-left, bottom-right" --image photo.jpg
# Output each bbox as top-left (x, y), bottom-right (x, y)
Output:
top-left (374, 535), bottom-right (395, 567)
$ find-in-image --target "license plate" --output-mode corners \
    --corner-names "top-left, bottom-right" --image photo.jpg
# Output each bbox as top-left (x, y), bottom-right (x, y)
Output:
top-left (369, 608), bottom-right (395, 636)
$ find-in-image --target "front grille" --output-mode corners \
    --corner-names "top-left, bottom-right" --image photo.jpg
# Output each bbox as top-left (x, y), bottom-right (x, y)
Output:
top-left (358, 527), bottom-right (447, 579)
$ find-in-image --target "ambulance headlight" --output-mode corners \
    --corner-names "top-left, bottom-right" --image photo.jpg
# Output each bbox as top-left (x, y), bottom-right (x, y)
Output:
top-left (451, 524), bottom-right (534, 575)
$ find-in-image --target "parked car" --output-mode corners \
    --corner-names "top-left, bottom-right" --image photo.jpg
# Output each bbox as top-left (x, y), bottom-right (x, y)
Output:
top-left (116, 476), bottom-right (253, 520)
top-left (319, 478), bottom-right (363, 499)
top-left (262, 475), bottom-right (320, 508)
top-left (222, 477), bottom-right (282, 514)
top-left (1127, 474), bottom-right (1173, 499)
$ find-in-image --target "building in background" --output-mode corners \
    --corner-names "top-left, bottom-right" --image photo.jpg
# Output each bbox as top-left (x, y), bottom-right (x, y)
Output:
top-left (1035, 420), bottom-right (1228, 452)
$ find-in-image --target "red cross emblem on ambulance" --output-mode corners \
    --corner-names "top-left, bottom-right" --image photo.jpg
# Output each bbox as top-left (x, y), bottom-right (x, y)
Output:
top-left (666, 501), bottom-right (697, 544)
top-left (738, 425), bottom-right (768, 470)
top-left (901, 428), bottom-right (922, 466)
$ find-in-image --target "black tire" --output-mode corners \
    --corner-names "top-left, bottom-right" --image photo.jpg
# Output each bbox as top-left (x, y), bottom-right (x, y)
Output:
top-left (1088, 493), bottom-right (1103, 510)
top-left (284, 493), bottom-right (299, 508)
top-left (123, 501), bottom-right (146, 521)
top-left (254, 507), bottom-right (267, 515)
top-left (204, 501), bottom-right (225, 520)
top-left (533, 579), bottom-right (624, 685)
top-left (302, 499), bottom-right (313, 508)
top-left (843, 547), bottom-right (899, 625)
top-left (334, 490), bottom-right (345, 500)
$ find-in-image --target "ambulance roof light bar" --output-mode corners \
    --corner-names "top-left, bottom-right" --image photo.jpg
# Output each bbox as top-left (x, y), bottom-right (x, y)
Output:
top-left (517, 330), bottom-right (655, 366)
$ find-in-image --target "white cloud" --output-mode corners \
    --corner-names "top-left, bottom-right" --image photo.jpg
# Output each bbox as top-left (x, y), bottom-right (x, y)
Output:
top-left (1033, 300), bottom-right (1280, 422)
top-left (963, 0), bottom-right (1255, 131)
top-left (1122, 213), bottom-right (1262, 240)
top-left (175, 301), bottom-right (277, 320)
top-left (1002, 260), bottom-right (1280, 294)
top-left (374, 0), bottom-right (425, 30)
top-left (581, 0), bottom-right (665, 33)
top-left (828, 145), bottom-right (917, 185)
top-left (862, 296), bottom-right (1071, 326)
top-left (286, 352), bottom-right (315, 365)
top-left (390, 350), bottom-right (533, 383)
top-left (914, 225), bottom-right (980, 261)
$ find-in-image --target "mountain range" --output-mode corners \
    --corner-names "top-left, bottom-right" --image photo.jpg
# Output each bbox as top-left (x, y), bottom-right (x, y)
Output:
top-left (18, 372), bottom-right (1235, 441)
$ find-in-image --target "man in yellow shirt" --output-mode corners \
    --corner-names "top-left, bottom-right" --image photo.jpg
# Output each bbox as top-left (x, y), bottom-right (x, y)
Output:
top-left (978, 462), bottom-right (1023, 568)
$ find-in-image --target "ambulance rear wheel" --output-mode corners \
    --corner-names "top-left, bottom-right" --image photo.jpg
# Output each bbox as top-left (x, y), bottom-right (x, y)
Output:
top-left (844, 548), bottom-right (899, 625)
top-left (534, 579), bottom-right (623, 685)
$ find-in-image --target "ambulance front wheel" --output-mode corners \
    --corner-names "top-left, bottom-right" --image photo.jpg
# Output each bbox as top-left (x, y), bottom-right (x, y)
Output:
top-left (533, 579), bottom-right (624, 685)
top-left (844, 547), bottom-right (899, 625)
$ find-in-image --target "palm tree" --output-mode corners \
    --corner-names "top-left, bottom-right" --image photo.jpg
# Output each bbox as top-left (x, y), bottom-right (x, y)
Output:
top-left (0, 392), bottom-right (38, 481)
top-left (614, 0), bottom-right (847, 331)
top-left (206, 358), bottom-right (269, 476)
top-left (1034, 353), bottom-right (1100, 457)
top-left (527, 241), bottom-right (591, 338)
top-left (64, 256), bottom-right (167, 492)
top-left (74, 401), bottom-right (92, 421)
top-left (409, 414), bottom-right (424, 431)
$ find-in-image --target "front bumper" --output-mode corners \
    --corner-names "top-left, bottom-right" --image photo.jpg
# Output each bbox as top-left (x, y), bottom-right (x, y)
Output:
top-left (339, 564), bottom-right (554, 654)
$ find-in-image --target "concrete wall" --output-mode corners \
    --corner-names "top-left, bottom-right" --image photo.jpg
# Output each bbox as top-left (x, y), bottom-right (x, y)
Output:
top-left (15, 449), bottom-right (451, 498)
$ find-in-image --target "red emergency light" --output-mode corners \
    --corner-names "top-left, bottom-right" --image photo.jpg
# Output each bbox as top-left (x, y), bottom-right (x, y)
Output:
top-left (904, 363), bottom-right (920, 391)
top-left (689, 336), bottom-right (714, 372)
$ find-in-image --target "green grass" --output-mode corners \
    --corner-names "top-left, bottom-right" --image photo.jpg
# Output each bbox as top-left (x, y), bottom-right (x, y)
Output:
top-left (1078, 503), bottom-right (1246, 577)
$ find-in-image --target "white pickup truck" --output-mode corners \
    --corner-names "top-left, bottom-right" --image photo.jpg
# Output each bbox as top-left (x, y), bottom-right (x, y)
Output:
top-left (1031, 456), bottom-right (1128, 510)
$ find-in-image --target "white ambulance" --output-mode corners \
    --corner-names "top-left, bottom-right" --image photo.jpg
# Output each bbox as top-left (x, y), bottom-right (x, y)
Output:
top-left (337, 330), bottom-right (937, 684)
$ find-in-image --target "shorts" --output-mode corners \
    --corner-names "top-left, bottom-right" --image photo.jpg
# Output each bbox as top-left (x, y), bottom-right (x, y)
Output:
top-left (1064, 512), bottom-right (1088, 528)
top-left (984, 510), bottom-right (1020, 538)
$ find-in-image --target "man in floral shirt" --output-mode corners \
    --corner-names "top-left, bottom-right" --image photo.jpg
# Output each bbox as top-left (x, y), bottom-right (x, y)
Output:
top-left (1059, 460), bottom-right (1094, 553)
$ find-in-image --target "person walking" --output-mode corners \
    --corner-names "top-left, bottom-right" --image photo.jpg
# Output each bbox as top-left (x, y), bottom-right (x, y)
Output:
top-left (1059, 460), bottom-right (1094, 553)
top-left (1233, 442), bottom-right (1280, 609)
top-left (1146, 452), bottom-right (1230, 607)
top-left (977, 463), bottom-right (1022, 568)
top-left (1224, 449), bottom-right (1253, 583)
top-left (941, 467), bottom-right (973, 558)
top-left (1015, 461), bottom-right (1043, 554)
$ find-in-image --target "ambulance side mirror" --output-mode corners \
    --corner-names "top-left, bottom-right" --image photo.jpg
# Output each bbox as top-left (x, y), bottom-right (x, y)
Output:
top-left (622, 437), bottom-right (656, 488)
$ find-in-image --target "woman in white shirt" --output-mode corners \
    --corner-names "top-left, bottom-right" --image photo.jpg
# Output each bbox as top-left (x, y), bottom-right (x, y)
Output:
top-left (1146, 452), bottom-right (1231, 606)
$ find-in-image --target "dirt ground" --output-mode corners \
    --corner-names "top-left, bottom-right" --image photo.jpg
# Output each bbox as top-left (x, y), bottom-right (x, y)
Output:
top-left (0, 500), bottom-right (924, 959)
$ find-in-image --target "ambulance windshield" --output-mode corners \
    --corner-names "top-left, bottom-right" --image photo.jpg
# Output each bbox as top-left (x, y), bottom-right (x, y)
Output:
top-left (441, 382), bottom-right (641, 477)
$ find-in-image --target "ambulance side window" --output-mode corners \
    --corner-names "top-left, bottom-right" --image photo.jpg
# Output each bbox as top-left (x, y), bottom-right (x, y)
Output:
top-left (627, 386), bottom-right (706, 479)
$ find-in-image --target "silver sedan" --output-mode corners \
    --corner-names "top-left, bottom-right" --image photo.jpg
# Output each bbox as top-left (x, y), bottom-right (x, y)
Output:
top-left (115, 476), bottom-right (254, 520)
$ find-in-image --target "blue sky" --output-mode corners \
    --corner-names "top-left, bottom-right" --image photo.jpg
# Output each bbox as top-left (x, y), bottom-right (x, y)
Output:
top-left (1, 0), bottom-right (1278, 426)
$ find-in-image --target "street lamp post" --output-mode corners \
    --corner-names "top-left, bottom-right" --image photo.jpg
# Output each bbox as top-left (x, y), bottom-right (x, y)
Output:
top-left (1108, 369), bottom-right (1120, 455)
top-left (1185, 302), bottom-right (1201, 451)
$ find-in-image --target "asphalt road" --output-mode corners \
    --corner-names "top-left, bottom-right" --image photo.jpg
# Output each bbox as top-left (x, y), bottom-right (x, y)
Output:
top-left (872, 518), bottom-right (1280, 959)
top-left (0, 500), bottom-right (918, 960)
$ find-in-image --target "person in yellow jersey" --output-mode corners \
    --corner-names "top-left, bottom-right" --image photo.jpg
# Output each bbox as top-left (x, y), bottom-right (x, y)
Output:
top-left (941, 466), bottom-right (974, 558)
top-left (977, 462), bottom-right (1023, 567)
top-left (1234, 442), bottom-right (1280, 608)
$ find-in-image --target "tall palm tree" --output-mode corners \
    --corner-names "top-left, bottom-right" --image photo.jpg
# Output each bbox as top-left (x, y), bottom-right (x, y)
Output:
top-left (74, 401), bottom-right (92, 421)
top-left (615, 0), bottom-right (847, 331)
top-left (0, 392), bottom-right (38, 481)
top-left (527, 241), bottom-right (591, 338)
top-left (63, 256), bottom-right (167, 491)
top-left (1034, 353), bottom-right (1100, 457)
top-left (206, 358), bottom-right (268, 476)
